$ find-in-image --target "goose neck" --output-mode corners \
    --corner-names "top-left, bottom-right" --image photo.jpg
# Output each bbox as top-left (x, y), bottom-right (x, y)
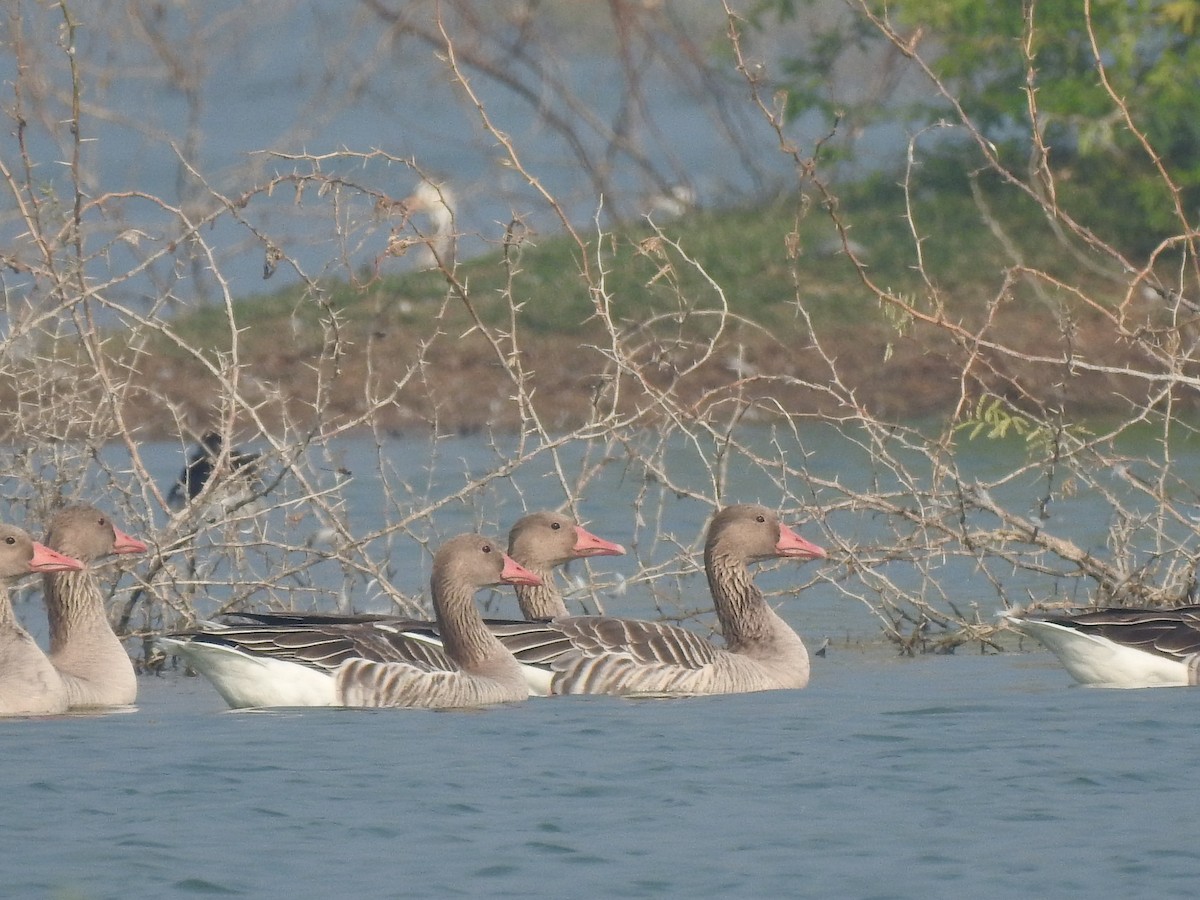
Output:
top-left (44, 570), bottom-right (105, 653)
top-left (0, 586), bottom-right (14, 629)
top-left (515, 572), bottom-right (568, 619)
top-left (705, 550), bottom-right (773, 648)
top-left (432, 574), bottom-right (510, 670)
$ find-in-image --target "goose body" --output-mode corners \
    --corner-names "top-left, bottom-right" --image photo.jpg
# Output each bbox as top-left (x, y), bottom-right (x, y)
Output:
top-left (43, 506), bottom-right (149, 708)
top-left (163, 534), bottom-right (543, 709)
top-left (539, 505), bottom-right (827, 697)
top-left (208, 507), bottom-right (825, 698)
top-left (161, 616), bottom-right (459, 708)
top-left (1005, 606), bottom-right (1200, 688)
top-left (197, 512), bottom-right (625, 700)
top-left (540, 611), bottom-right (811, 696)
top-left (0, 526), bottom-right (85, 717)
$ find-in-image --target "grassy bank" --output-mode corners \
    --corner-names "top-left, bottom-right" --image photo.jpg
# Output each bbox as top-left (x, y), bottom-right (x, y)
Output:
top-left (131, 170), bottom-right (1152, 437)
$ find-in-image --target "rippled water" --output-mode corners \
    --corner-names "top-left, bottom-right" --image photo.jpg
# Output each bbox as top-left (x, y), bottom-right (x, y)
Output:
top-left (4, 647), bottom-right (1195, 899)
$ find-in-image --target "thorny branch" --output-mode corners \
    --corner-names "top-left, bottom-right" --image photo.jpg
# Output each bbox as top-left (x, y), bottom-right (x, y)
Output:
top-left (0, 1), bottom-right (1196, 663)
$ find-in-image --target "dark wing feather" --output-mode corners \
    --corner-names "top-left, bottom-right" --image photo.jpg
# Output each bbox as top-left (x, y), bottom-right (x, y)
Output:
top-left (172, 621), bottom-right (454, 672)
top-left (1034, 606), bottom-right (1200, 661)
top-left (488, 620), bottom-right (576, 665)
top-left (220, 611), bottom-right (415, 627)
top-left (552, 616), bottom-right (722, 669)
top-left (542, 616), bottom-right (730, 696)
top-left (218, 611), bottom-right (562, 668)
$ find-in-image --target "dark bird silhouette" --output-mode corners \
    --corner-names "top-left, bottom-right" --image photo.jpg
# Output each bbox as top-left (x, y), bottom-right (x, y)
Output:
top-left (168, 431), bottom-right (262, 509)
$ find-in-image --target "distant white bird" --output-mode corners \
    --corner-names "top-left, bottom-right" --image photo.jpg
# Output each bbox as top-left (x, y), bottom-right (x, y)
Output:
top-left (645, 184), bottom-right (697, 220)
top-left (402, 179), bottom-right (456, 271)
top-left (816, 236), bottom-right (869, 259)
top-left (723, 343), bottom-right (758, 378)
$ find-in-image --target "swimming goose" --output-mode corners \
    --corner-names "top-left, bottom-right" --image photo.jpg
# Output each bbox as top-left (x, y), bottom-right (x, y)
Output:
top-left (1004, 605), bottom-right (1200, 688)
top-left (536, 504), bottom-right (828, 697)
top-left (0, 526), bottom-right (84, 717)
top-left (44, 506), bottom-right (150, 708)
top-left (214, 511), bottom-right (626, 697)
top-left (162, 534), bottom-right (543, 709)
top-left (507, 510), bottom-right (627, 619)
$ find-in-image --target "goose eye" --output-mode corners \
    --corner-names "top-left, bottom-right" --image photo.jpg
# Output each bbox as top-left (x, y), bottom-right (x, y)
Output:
top-left (550, 522), bottom-right (561, 531)
top-left (756, 514), bottom-right (766, 523)
top-left (4, 536), bottom-right (14, 545)
top-left (481, 543), bottom-right (492, 554)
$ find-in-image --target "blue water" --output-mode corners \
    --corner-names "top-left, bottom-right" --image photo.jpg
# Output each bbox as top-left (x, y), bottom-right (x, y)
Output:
top-left (3, 647), bottom-right (1194, 899)
top-left (9, 3), bottom-right (806, 307)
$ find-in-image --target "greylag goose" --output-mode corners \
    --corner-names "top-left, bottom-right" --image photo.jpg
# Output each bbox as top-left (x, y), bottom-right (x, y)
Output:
top-left (533, 504), bottom-right (827, 696)
top-left (211, 511), bottom-right (626, 697)
top-left (44, 505), bottom-right (149, 708)
top-left (507, 510), bottom-right (626, 618)
top-left (162, 534), bottom-right (543, 709)
top-left (1004, 605), bottom-right (1200, 687)
top-left (0, 526), bottom-right (84, 716)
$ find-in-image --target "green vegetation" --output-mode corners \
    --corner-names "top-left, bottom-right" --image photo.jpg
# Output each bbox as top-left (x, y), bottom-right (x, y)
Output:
top-left (760, 0), bottom-right (1200, 253)
top-left (169, 170), bottom-right (1110, 350)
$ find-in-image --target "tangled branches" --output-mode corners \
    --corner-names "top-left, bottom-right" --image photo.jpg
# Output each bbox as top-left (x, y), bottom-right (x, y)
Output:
top-left (1, 1), bottom-right (1197, 659)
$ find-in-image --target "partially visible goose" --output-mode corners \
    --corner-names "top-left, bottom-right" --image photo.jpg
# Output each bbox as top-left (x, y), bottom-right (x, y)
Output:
top-left (162, 534), bottom-right (543, 709)
top-left (214, 511), bottom-right (626, 697)
top-left (507, 510), bottom-right (626, 618)
top-left (44, 506), bottom-right (150, 708)
top-left (538, 504), bottom-right (828, 697)
top-left (0, 526), bottom-right (84, 717)
top-left (1004, 605), bottom-right (1200, 688)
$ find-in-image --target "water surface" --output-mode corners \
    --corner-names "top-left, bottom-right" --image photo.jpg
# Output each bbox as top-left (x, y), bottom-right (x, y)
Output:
top-left (3, 649), bottom-right (1193, 899)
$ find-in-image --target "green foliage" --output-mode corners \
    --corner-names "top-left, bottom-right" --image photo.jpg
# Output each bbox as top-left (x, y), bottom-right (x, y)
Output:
top-left (156, 172), bottom-right (1106, 356)
top-left (956, 395), bottom-right (1036, 442)
top-left (748, 0), bottom-right (1200, 252)
top-left (955, 395), bottom-right (1092, 456)
top-left (897, 0), bottom-right (1200, 243)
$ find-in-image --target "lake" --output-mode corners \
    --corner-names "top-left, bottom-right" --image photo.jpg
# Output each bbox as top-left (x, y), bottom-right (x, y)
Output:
top-left (7, 427), bottom-right (1200, 900)
top-left (2, 635), bottom-right (1194, 899)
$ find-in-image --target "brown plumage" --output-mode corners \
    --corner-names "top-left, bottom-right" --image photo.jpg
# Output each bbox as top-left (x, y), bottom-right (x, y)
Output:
top-left (541, 504), bottom-right (828, 696)
top-left (43, 506), bottom-right (148, 708)
top-left (0, 525), bottom-right (84, 716)
top-left (162, 534), bottom-right (543, 709)
top-left (198, 511), bottom-right (626, 698)
top-left (506, 511), bottom-right (626, 619)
